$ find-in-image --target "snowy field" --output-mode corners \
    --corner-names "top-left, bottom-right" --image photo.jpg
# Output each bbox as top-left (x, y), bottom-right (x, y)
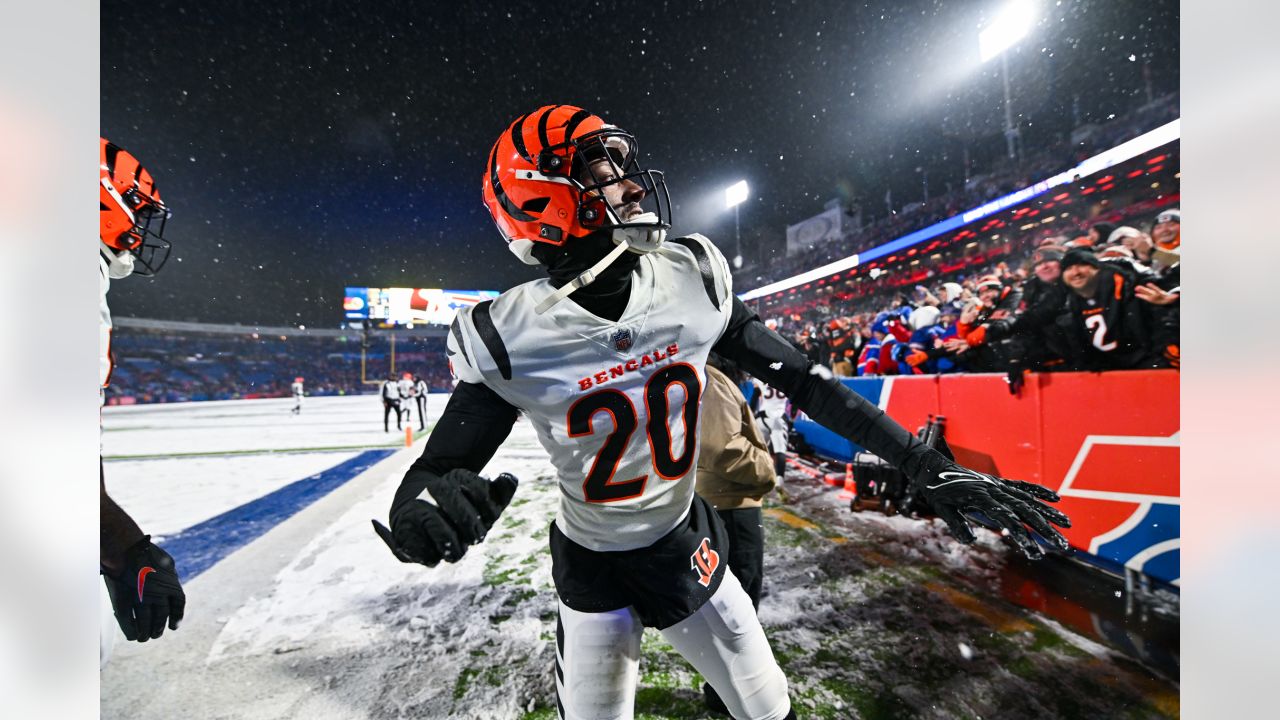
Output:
top-left (101, 395), bottom-right (1177, 719)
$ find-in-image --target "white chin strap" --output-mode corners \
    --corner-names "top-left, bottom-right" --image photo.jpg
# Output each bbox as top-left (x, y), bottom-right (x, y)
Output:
top-left (534, 238), bottom-right (634, 315)
top-left (533, 214), bottom-right (668, 315)
top-left (101, 243), bottom-right (136, 279)
top-left (612, 212), bottom-right (667, 254)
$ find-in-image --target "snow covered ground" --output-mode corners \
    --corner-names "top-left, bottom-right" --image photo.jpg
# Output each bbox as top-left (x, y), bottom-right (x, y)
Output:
top-left (100, 395), bottom-right (1177, 719)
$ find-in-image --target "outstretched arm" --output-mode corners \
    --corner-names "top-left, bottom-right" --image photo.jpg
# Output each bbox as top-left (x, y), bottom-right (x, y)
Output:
top-left (713, 297), bottom-right (1070, 558)
top-left (101, 461), bottom-right (186, 642)
top-left (375, 380), bottom-right (521, 566)
top-left (101, 462), bottom-right (145, 573)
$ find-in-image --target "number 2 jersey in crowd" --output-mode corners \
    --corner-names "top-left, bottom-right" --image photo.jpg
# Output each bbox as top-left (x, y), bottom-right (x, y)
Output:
top-left (446, 234), bottom-right (734, 552)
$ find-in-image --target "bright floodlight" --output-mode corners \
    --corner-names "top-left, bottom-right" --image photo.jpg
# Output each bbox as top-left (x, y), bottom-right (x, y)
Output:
top-left (979, 1), bottom-right (1036, 62)
top-left (725, 180), bottom-right (750, 209)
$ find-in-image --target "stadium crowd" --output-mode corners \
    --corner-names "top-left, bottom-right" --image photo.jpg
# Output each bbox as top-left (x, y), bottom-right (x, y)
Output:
top-left (106, 96), bottom-right (1179, 405)
top-left (105, 330), bottom-right (453, 404)
top-left (746, 93), bottom-right (1179, 288)
top-left (754, 202), bottom-right (1180, 383)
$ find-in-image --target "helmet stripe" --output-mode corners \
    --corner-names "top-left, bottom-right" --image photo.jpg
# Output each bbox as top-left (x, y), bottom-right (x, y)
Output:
top-left (488, 142), bottom-right (535, 222)
top-left (509, 113), bottom-right (532, 164)
top-left (537, 104), bottom-right (564, 151)
top-left (104, 142), bottom-right (121, 180)
top-left (562, 109), bottom-right (591, 141)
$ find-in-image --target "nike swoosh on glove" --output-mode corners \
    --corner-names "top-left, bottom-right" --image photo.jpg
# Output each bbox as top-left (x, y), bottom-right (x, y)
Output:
top-left (918, 465), bottom-right (1072, 559)
top-left (102, 536), bottom-right (186, 642)
top-left (373, 469), bottom-right (518, 566)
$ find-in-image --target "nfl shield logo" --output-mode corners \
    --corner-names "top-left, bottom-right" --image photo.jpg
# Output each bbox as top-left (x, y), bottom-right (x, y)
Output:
top-left (612, 328), bottom-right (633, 352)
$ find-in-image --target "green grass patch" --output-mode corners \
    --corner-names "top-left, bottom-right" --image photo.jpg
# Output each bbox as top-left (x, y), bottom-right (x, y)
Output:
top-left (453, 667), bottom-right (479, 700)
top-left (816, 678), bottom-right (912, 720)
top-left (1029, 625), bottom-right (1089, 657)
top-left (634, 686), bottom-right (706, 719)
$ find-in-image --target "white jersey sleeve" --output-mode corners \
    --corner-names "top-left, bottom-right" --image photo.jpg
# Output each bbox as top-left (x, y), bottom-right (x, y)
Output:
top-left (99, 257), bottom-right (114, 391)
top-left (446, 311), bottom-right (489, 386)
top-left (667, 233), bottom-right (734, 332)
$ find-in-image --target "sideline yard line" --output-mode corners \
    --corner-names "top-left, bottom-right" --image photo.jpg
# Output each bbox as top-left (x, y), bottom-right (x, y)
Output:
top-left (103, 425), bottom-right (434, 461)
top-left (160, 448), bottom-right (398, 580)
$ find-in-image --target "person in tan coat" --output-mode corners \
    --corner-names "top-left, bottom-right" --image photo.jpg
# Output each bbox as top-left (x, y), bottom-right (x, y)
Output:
top-left (696, 356), bottom-right (779, 716)
top-left (696, 356), bottom-right (777, 610)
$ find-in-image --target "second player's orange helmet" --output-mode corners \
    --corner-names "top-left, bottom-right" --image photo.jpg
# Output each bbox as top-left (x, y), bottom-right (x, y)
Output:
top-left (100, 137), bottom-right (173, 276)
top-left (482, 105), bottom-right (671, 265)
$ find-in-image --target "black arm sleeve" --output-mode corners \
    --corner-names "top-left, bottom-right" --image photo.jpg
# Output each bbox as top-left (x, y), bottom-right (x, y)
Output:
top-left (392, 380), bottom-right (520, 513)
top-left (987, 287), bottom-right (1066, 343)
top-left (712, 297), bottom-right (948, 483)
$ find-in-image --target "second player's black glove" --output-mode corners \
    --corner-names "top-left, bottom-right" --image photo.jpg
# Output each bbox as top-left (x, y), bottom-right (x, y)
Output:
top-left (916, 463), bottom-right (1072, 560)
top-left (102, 536), bottom-right (186, 643)
top-left (1005, 363), bottom-right (1027, 397)
top-left (373, 468), bottom-right (518, 566)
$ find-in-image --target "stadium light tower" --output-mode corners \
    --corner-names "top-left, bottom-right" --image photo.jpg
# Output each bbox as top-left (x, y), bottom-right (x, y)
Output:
top-left (725, 180), bottom-right (749, 269)
top-left (979, 0), bottom-right (1036, 162)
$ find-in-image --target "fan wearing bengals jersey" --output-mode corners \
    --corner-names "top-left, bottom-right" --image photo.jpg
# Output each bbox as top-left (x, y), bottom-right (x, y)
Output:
top-left (373, 105), bottom-right (1072, 720)
top-left (1058, 247), bottom-right (1180, 370)
top-left (99, 138), bottom-right (186, 662)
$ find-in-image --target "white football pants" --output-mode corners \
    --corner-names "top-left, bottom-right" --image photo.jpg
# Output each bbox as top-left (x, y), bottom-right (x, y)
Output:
top-left (554, 570), bottom-right (790, 720)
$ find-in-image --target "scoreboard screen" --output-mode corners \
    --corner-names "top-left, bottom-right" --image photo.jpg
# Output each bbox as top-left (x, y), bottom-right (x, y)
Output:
top-left (343, 287), bottom-right (499, 328)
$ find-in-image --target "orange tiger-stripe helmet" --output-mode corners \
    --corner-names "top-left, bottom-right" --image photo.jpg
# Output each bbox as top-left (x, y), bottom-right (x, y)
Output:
top-left (100, 137), bottom-right (173, 275)
top-left (481, 105), bottom-right (670, 265)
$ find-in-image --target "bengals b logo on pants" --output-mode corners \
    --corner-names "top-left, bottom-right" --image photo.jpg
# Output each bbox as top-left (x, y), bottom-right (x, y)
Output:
top-left (690, 537), bottom-right (720, 588)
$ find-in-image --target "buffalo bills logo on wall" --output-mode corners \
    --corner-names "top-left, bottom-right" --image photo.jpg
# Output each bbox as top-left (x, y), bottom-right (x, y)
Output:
top-left (612, 328), bottom-right (633, 352)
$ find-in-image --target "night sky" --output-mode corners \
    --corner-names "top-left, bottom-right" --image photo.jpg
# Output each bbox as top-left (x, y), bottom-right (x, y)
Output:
top-left (102, 0), bottom-right (1178, 327)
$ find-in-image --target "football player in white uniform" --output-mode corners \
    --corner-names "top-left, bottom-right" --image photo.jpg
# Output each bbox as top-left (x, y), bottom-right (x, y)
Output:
top-left (756, 382), bottom-right (791, 480)
top-left (99, 138), bottom-right (186, 660)
top-left (397, 372), bottom-right (415, 426)
top-left (291, 376), bottom-right (305, 415)
top-left (412, 374), bottom-right (429, 431)
top-left (374, 106), bottom-right (1071, 720)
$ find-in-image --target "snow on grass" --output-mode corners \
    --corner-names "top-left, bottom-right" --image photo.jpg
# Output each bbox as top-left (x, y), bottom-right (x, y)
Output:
top-left (103, 394), bottom-right (443, 456)
top-left (102, 398), bottom-right (1176, 719)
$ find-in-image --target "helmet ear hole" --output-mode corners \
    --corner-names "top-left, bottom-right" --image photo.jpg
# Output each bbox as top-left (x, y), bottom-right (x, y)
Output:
top-left (520, 197), bottom-right (550, 214)
top-left (537, 150), bottom-right (565, 175)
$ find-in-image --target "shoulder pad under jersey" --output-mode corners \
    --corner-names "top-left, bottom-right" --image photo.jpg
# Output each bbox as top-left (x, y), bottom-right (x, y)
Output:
top-left (666, 233), bottom-right (734, 311)
top-left (447, 301), bottom-right (513, 385)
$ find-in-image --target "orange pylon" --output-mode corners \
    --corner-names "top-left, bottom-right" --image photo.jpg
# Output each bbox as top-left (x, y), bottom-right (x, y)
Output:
top-left (837, 463), bottom-right (856, 500)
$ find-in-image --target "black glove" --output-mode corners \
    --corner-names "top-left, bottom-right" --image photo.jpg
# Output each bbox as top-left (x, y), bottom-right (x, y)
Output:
top-left (102, 536), bottom-right (186, 642)
top-left (985, 317), bottom-right (1015, 343)
top-left (1005, 366), bottom-right (1026, 396)
top-left (917, 464), bottom-right (1071, 559)
top-left (373, 468), bottom-right (518, 566)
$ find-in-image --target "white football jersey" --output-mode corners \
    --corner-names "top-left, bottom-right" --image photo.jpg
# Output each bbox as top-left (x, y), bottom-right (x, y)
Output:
top-left (99, 256), bottom-right (114, 392)
top-left (757, 383), bottom-right (790, 454)
top-left (448, 235), bottom-right (734, 551)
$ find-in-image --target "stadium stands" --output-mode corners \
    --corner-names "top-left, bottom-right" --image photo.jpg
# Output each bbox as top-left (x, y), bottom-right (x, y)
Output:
top-left (105, 323), bottom-right (452, 405)
top-left (109, 97), bottom-right (1178, 404)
